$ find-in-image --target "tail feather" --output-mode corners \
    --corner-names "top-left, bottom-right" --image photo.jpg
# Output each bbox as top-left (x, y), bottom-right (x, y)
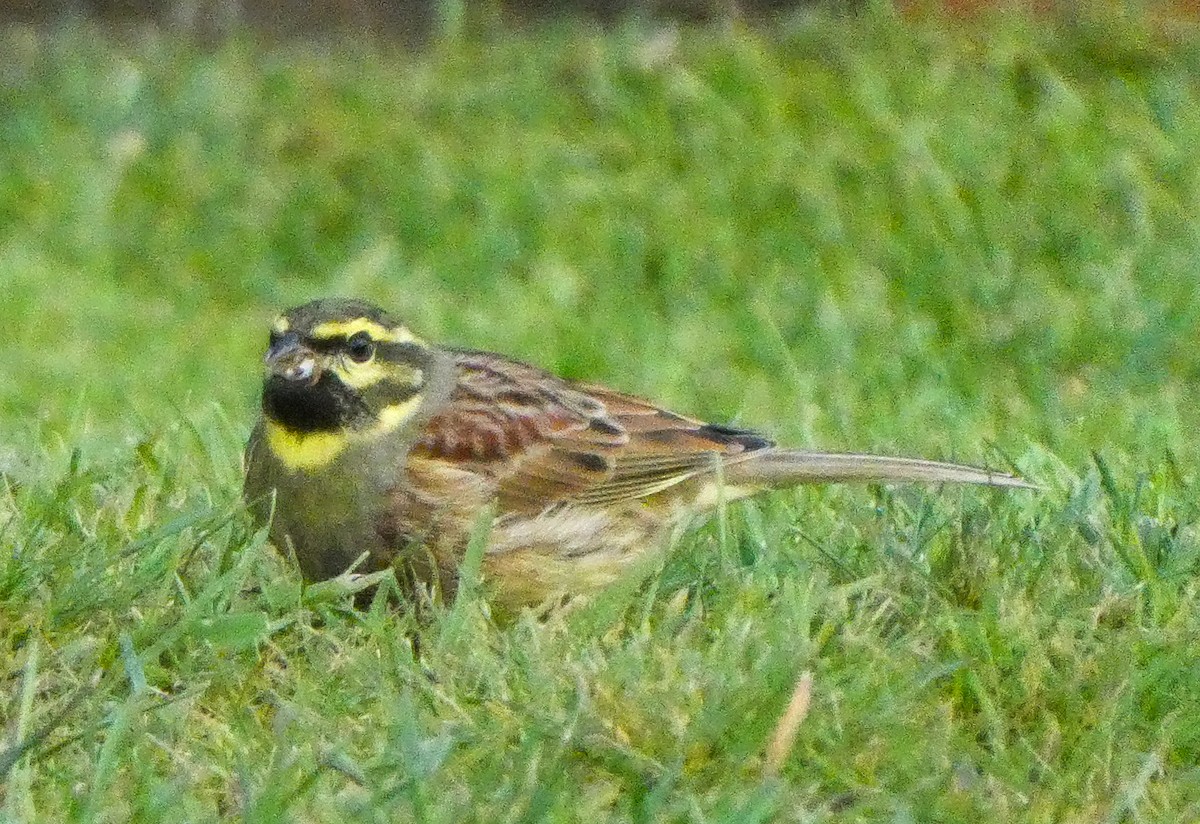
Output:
top-left (728, 449), bottom-right (1033, 489)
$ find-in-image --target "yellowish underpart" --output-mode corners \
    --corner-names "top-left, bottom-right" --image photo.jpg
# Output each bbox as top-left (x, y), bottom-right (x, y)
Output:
top-left (310, 318), bottom-right (421, 345)
top-left (485, 551), bottom-right (629, 608)
top-left (265, 394), bottom-right (424, 471)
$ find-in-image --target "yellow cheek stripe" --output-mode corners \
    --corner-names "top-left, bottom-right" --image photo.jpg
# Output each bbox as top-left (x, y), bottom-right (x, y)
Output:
top-left (265, 395), bottom-right (425, 471)
top-left (309, 318), bottom-right (421, 345)
top-left (333, 359), bottom-right (423, 391)
top-left (374, 396), bottom-right (423, 432)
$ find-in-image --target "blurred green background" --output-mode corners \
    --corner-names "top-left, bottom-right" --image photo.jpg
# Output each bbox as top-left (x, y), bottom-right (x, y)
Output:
top-left (3, 3), bottom-right (1200, 820)
top-left (4, 6), bottom-right (1200, 468)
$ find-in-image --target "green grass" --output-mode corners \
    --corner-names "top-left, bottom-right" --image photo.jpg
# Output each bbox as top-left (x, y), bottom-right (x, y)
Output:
top-left (4, 5), bottom-right (1200, 820)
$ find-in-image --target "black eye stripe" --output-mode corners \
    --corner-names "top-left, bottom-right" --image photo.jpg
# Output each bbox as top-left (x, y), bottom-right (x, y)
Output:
top-left (304, 337), bottom-right (345, 354)
top-left (304, 336), bottom-right (380, 355)
top-left (375, 342), bottom-right (427, 363)
top-left (299, 337), bottom-right (426, 368)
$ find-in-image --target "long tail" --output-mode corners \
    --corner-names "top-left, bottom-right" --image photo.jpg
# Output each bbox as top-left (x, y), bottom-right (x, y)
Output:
top-left (727, 449), bottom-right (1033, 489)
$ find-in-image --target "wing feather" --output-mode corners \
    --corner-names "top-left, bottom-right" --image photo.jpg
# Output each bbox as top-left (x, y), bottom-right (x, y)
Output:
top-left (410, 350), bottom-right (769, 512)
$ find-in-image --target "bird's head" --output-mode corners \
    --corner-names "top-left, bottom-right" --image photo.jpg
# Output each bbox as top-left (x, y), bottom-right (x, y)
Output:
top-left (258, 298), bottom-right (432, 470)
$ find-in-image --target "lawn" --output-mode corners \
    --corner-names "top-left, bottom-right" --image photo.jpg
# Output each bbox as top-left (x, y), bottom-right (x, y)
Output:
top-left (2, 5), bottom-right (1200, 821)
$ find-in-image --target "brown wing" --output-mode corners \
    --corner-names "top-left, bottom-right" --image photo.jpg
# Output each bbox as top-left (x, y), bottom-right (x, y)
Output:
top-left (409, 349), bottom-right (774, 512)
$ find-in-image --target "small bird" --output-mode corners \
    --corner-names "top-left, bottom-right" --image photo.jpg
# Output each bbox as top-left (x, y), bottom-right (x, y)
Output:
top-left (245, 298), bottom-right (1029, 610)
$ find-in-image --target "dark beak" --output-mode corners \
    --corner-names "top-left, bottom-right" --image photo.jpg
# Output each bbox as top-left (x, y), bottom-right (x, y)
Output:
top-left (265, 335), bottom-right (318, 383)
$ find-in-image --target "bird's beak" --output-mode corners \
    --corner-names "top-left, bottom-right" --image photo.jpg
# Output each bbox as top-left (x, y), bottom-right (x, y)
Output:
top-left (265, 335), bottom-right (318, 383)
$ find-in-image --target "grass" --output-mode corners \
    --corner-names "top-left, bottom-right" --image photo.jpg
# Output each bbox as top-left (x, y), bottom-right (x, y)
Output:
top-left (3, 4), bottom-right (1200, 820)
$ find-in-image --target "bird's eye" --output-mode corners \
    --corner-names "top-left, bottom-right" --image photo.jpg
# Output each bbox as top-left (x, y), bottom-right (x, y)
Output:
top-left (346, 332), bottom-right (375, 363)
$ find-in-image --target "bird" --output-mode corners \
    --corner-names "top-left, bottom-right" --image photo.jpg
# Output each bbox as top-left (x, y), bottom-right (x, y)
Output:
top-left (244, 298), bottom-right (1030, 611)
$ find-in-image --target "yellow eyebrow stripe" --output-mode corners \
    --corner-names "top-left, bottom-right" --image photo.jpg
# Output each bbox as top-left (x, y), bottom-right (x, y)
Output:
top-left (308, 318), bottom-right (420, 345)
top-left (272, 316), bottom-right (290, 335)
top-left (265, 395), bottom-right (424, 471)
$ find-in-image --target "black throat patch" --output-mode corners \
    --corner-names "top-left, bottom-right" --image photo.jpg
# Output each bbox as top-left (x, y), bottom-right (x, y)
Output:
top-left (263, 372), bottom-right (371, 434)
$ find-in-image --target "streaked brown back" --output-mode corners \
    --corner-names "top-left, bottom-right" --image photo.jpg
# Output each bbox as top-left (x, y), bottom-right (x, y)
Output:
top-left (410, 349), bottom-right (773, 512)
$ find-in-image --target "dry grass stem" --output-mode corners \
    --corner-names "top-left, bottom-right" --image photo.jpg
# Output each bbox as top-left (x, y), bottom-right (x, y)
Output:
top-left (764, 670), bottom-right (813, 777)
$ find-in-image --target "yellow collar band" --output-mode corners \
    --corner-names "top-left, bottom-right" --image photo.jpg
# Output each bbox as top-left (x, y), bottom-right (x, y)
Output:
top-left (264, 394), bottom-right (422, 471)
